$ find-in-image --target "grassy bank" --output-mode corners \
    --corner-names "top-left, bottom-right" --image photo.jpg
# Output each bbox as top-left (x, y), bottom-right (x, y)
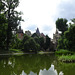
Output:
top-left (0, 49), bottom-right (23, 54)
top-left (59, 55), bottom-right (75, 63)
top-left (55, 49), bottom-right (75, 63)
top-left (55, 49), bottom-right (73, 55)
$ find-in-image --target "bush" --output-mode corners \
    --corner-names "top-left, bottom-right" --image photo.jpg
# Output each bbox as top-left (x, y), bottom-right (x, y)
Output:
top-left (55, 49), bottom-right (73, 55)
top-left (59, 55), bottom-right (75, 63)
top-left (22, 35), bottom-right (40, 53)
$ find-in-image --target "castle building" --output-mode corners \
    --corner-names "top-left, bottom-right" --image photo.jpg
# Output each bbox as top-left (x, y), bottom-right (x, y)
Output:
top-left (52, 29), bottom-right (60, 50)
top-left (17, 26), bottom-right (24, 40)
top-left (36, 28), bottom-right (40, 36)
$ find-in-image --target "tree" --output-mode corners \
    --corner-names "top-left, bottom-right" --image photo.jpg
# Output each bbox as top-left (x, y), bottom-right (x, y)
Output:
top-left (44, 35), bottom-right (50, 50)
top-left (2, 0), bottom-right (23, 50)
top-left (57, 36), bottom-right (66, 50)
top-left (0, 1), bottom-right (7, 50)
top-left (64, 24), bottom-right (75, 51)
top-left (0, 14), bottom-right (7, 50)
top-left (39, 37), bottom-right (45, 50)
top-left (31, 33), bottom-right (39, 37)
top-left (56, 18), bottom-right (68, 34)
top-left (71, 18), bottom-right (75, 24)
top-left (22, 34), bottom-right (40, 53)
top-left (10, 34), bottom-right (22, 49)
top-left (0, 0), bottom-right (5, 12)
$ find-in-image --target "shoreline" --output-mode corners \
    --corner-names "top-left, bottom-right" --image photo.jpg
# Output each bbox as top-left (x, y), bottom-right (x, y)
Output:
top-left (0, 51), bottom-right (55, 55)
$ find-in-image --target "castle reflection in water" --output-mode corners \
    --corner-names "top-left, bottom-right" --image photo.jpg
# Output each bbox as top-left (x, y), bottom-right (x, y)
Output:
top-left (21, 64), bottom-right (63, 75)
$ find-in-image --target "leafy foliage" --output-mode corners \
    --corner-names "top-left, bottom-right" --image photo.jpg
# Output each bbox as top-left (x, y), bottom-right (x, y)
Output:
top-left (57, 18), bottom-right (75, 52)
top-left (55, 49), bottom-right (73, 55)
top-left (56, 18), bottom-right (68, 34)
top-left (64, 24), bottom-right (75, 51)
top-left (21, 34), bottom-right (40, 53)
top-left (1, 0), bottom-right (23, 50)
top-left (0, 14), bottom-right (7, 50)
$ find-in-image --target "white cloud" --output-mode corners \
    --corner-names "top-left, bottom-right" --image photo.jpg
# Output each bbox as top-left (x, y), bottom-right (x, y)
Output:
top-left (17, 0), bottom-right (75, 38)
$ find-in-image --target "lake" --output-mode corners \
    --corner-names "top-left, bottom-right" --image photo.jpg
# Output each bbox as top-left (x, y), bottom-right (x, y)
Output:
top-left (0, 53), bottom-right (75, 75)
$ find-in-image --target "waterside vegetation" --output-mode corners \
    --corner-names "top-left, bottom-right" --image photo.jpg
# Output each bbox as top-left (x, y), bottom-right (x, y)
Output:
top-left (55, 49), bottom-right (75, 63)
top-left (59, 54), bottom-right (75, 63)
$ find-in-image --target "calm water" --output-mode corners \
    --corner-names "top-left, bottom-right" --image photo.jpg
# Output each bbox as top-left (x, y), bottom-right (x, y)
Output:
top-left (0, 53), bottom-right (75, 75)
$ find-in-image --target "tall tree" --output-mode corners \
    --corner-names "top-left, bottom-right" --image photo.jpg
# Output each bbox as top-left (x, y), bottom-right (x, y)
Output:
top-left (0, 0), bottom-right (5, 12)
top-left (64, 24), bottom-right (75, 51)
top-left (71, 18), bottom-right (75, 24)
top-left (39, 37), bottom-right (44, 50)
top-left (2, 0), bottom-right (23, 50)
top-left (44, 35), bottom-right (50, 50)
top-left (0, 1), bottom-right (7, 49)
top-left (0, 14), bottom-right (7, 49)
top-left (56, 18), bottom-right (68, 34)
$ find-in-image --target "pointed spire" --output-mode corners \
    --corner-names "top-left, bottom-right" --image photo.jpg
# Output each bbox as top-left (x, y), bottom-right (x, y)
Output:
top-left (36, 28), bottom-right (40, 36)
top-left (56, 28), bottom-right (58, 34)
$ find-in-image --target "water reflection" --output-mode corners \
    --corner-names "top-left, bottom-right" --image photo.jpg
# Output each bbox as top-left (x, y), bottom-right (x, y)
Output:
top-left (21, 64), bottom-right (63, 75)
top-left (0, 54), bottom-right (75, 75)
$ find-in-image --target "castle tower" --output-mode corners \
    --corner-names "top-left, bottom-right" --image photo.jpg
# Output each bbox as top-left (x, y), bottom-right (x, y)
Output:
top-left (52, 28), bottom-right (60, 50)
top-left (36, 28), bottom-right (40, 36)
top-left (17, 26), bottom-right (24, 40)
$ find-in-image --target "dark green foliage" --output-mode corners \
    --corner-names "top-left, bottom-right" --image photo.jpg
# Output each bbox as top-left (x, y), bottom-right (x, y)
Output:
top-left (32, 35), bottom-right (51, 51)
top-left (57, 18), bottom-right (75, 52)
top-left (34, 37), bottom-right (40, 44)
top-left (22, 34), bottom-right (40, 53)
top-left (57, 36), bottom-right (66, 49)
top-left (55, 49), bottom-right (73, 55)
top-left (11, 34), bottom-right (22, 49)
top-left (59, 55), bottom-right (75, 63)
top-left (64, 24), bottom-right (75, 51)
top-left (56, 18), bottom-right (68, 34)
top-left (1, 0), bottom-right (23, 50)
top-left (31, 33), bottom-right (39, 37)
top-left (0, 0), bottom-right (5, 12)
top-left (0, 14), bottom-right (7, 50)
top-left (45, 35), bottom-right (50, 50)
top-left (39, 37), bottom-right (45, 50)
top-left (71, 18), bottom-right (75, 23)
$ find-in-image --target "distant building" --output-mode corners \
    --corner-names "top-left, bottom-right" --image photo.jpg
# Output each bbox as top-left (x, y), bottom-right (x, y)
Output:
top-left (52, 29), bottom-right (61, 50)
top-left (40, 33), bottom-right (45, 38)
top-left (17, 26), bottom-right (24, 40)
top-left (25, 30), bottom-right (31, 36)
top-left (36, 28), bottom-right (40, 36)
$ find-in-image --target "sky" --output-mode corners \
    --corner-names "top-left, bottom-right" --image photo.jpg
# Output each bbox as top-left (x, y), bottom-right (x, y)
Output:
top-left (16, 0), bottom-right (75, 38)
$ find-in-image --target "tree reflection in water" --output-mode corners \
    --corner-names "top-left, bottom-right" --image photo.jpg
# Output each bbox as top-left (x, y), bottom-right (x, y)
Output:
top-left (21, 64), bottom-right (63, 75)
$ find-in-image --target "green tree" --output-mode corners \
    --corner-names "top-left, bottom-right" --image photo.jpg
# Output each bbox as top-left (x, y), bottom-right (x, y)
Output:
top-left (44, 35), bottom-right (50, 51)
top-left (39, 37), bottom-right (45, 50)
top-left (0, 0), bottom-right (5, 12)
top-left (56, 18), bottom-right (68, 34)
top-left (31, 33), bottom-right (39, 37)
top-left (11, 34), bottom-right (22, 49)
top-left (22, 34), bottom-right (40, 53)
top-left (57, 36), bottom-right (66, 50)
top-left (0, 1), bottom-right (7, 50)
top-left (2, 0), bottom-right (23, 50)
top-left (0, 14), bottom-right (7, 50)
top-left (64, 24), bottom-right (75, 51)
top-left (71, 18), bottom-right (75, 24)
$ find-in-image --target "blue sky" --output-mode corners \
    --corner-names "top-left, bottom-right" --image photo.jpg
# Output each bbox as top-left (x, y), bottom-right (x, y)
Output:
top-left (17, 0), bottom-right (75, 38)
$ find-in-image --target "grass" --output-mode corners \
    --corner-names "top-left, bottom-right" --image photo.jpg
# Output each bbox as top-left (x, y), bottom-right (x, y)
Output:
top-left (59, 55), bottom-right (75, 63)
top-left (0, 49), bottom-right (23, 54)
top-left (55, 49), bottom-right (75, 63)
top-left (55, 49), bottom-right (73, 55)
top-left (10, 48), bottom-right (23, 53)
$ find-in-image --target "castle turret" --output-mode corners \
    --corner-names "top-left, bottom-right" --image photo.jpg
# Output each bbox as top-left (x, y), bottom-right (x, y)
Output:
top-left (17, 26), bottom-right (24, 40)
top-left (36, 28), bottom-right (40, 36)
